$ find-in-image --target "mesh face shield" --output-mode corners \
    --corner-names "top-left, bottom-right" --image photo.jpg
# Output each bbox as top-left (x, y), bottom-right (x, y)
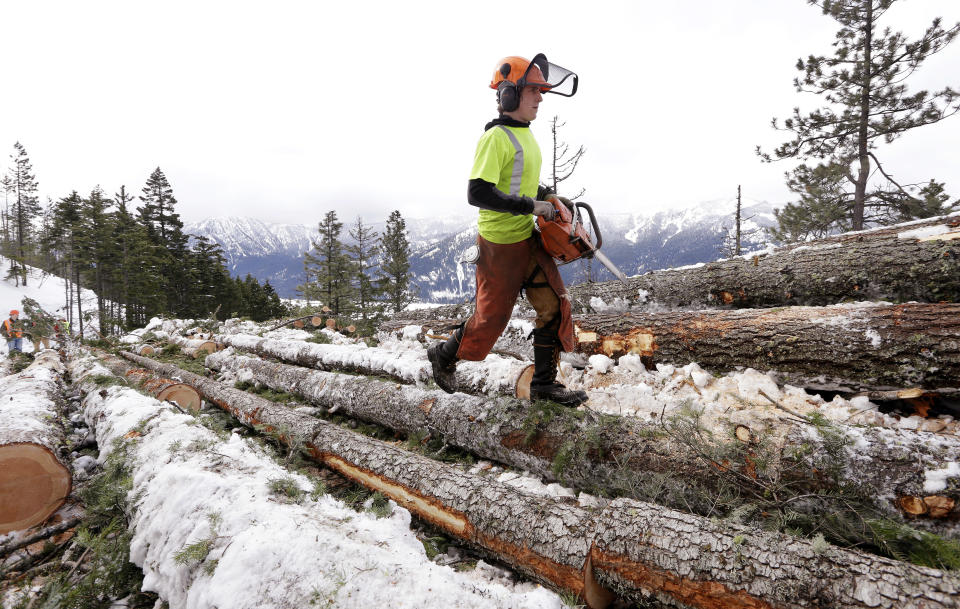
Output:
top-left (520, 53), bottom-right (578, 97)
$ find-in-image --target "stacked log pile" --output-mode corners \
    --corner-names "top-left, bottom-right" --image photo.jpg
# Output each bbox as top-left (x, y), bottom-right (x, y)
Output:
top-left (118, 214), bottom-right (960, 607)
top-left (0, 351), bottom-right (72, 534)
top-left (203, 349), bottom-right (960, 536)
top-left (112, 350), bottom-right (960, 609)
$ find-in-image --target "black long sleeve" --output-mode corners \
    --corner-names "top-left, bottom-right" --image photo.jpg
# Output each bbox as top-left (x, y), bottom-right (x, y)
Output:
top-left (468, 179), bottom-right (535, 215)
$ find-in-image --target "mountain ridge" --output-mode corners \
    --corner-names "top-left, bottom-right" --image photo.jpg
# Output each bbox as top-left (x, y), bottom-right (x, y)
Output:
top-left (185, 199), bottom-right (779, 301)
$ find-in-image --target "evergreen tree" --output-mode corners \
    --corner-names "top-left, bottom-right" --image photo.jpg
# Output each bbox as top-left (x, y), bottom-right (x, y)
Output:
top-left (41, 191), bottom-right (85, 331)
top-left (378, 209), bottom-right (416, 314)
top-left (79, 187), bottom-right (116, 334)
top-left (760, 0), bottom-right (960, 239)
top-left (299, 211), bottom-right (355, 316)
top-left (138, 167), bottom-right (190, 315)
top-left (346, 216), bottom-right (382, 324)
top-left (4, 142), bottom-right (42, 285)
top-left (112, 186), bottom-right (164, 327)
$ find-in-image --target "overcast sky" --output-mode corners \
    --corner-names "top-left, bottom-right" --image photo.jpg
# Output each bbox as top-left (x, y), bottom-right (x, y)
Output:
top-left (1, 0), bottom-right (958, 225)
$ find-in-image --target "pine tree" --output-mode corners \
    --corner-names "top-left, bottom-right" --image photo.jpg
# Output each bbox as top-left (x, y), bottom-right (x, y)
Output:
top-left (760, 1), bottom-right (960, 239)
top-left (378, 210), bottom-right (416, 314)
top-left (112, 186), bottom-right (164, 327)
top-left (4, 143), bottom-right (42, 285)
top-left (138, 167), bottom-right (190, 315)
top-left (300, 211), bottom-right (355, 316)
top-left (79, 187), bottom-right (116, 334)
top-left (346, 216), bottom-right (382, 325)
top-left (41, 191), bottom-right (84, 330)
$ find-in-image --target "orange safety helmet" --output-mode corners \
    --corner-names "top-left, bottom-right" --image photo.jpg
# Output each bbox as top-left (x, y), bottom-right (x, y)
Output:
top-left (9, 310), bottom-right (18, 316)
top-left (489, 56), bottom-right (552, 92)
top-left (488, 53), bottom-right (578, 113)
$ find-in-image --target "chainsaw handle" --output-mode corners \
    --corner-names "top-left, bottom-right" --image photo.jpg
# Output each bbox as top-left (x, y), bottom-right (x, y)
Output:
top-left (574, 202), bottom-right (602, 250)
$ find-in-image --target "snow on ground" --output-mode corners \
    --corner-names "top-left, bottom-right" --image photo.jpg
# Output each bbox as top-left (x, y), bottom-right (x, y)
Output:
top-left (68, 352), bottom-right (563, 609)
top-left (0, 256), bottom-right (101, 351)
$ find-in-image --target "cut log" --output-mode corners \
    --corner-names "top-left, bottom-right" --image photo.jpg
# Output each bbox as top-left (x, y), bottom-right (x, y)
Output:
top-left (389, 213), bottom-right (960, 322)
top-left (381, 303), bottom-right (960, 394)
top-left (215, 333), bottom-right (532, 397)
top-left (119, 350), bottom-right (960, 609)
top-left (167, 333), bottom-right (219, 359)
top-left (0, 351), bottom-right (71, 534)
top-left (311, 315), bottom-right (323, 327)
top-left (133, 344), bottom-right (156, 356)
top-left (203, 350), bottom-right (960, 536)
top-left (89, 350), bottom-right (202, 412)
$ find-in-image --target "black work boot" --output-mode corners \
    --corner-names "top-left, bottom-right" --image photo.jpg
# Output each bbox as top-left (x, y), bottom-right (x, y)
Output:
top-left (529, 329), bottom-right (588, 407)
top-left (427, 327), bottom-right (462, 394)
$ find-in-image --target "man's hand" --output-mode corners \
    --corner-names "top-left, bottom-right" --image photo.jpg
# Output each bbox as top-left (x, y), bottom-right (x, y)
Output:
top-left (547, 194), bottom-right (574, 209)
top-left (532, 200), bottom-right (557, 222)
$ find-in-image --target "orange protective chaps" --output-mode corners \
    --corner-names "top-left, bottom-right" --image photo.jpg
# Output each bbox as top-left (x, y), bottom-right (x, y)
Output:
top-left (456, 234), bottom-right (574, 361)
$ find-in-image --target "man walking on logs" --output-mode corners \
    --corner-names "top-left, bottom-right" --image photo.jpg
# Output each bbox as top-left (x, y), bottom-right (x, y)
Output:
top-left (428, 53), bottom-right (587, 407)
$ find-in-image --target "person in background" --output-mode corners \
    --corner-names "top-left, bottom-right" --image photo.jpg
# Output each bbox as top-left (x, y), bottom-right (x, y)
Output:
top-left (2, 310), bottom-right (24, 356)
top-left (54, 318), bottom-right (70, 346)
top-left (28, 315), bottom-right (52, 352)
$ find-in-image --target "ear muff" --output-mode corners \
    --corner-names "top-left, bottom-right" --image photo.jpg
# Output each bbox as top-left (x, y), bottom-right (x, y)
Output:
top-left (497, 79), bottom-right (519, 112)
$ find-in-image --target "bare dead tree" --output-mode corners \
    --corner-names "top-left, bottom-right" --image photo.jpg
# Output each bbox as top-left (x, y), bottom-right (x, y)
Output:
top-left (548, 115), bottom-right (586, 199)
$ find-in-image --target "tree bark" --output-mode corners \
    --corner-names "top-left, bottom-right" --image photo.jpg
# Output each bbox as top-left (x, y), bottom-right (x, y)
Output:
top-left (215, 333), bottom-right (533, 397)
top-left (381, 303), bottom-right (960, 394)
top-left (0, 351), bottom-right (71, 534)
top-left (202, 350), bottom-right (960, 537)
top-left (117, 350), bottom-right (960, 609)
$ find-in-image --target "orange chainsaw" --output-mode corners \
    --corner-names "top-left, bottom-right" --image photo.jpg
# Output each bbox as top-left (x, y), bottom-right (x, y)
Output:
top-left (536, 196), bottom-right (628, 284)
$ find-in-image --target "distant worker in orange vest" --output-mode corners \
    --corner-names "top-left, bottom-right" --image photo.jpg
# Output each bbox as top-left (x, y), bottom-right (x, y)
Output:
top-left (2, 310), bottom-right (24, 356)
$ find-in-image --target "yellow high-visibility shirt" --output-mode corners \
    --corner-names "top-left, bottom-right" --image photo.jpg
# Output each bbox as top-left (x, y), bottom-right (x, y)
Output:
top-left (469, 125), bottom-right (541, 244)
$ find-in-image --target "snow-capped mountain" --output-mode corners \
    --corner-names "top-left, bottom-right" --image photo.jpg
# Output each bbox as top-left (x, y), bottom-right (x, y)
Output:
top-left (185, 199), bottom-right (779, 302)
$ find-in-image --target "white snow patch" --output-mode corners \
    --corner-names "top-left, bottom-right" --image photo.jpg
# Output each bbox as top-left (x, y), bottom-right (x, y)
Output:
top-left (588, 354), bottom-right (615, 374)
top-left (924, 462), bottom-right (960, 494)
top-left (898, 224), bottom-right (952, 240)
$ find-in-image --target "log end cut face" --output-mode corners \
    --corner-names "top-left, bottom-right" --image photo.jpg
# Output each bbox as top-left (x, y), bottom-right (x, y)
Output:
top-left (0, 443), bottom-right (71, 534)
top-left (155, 383), bottom-right (203, 413)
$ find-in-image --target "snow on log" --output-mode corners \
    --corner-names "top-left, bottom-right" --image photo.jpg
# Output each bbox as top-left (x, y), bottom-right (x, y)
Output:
top-left (85, 350), bottom-right (202, 412)
top-left (215, 332), bottom-right (533, 397)
top-left (69, 353), bottom-right (560, 609)
top-left (0, 351), bottom-right (71, 534)
top-left (380, 302), bottom-right (960, 394)
top-left (120, 351), bottom-right (960, 609)
top-left (203, 349), bottom-right (960, 536)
